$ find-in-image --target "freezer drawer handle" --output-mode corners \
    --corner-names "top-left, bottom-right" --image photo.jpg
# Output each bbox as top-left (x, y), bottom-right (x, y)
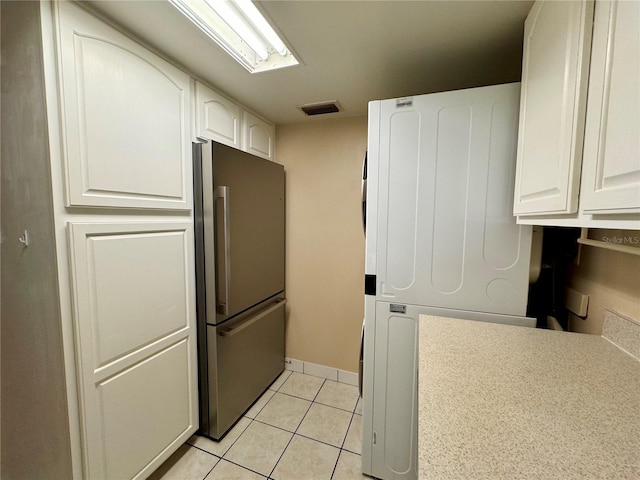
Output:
top-left (215, 185), bottom-right (231, 315)
top-left (359, 318), bottom-right (364, 398)
top-left (219, 299), bottom-right (286, 338)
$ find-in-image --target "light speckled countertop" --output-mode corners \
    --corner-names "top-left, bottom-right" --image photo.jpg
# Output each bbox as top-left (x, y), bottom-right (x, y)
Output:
top-left (418, 315), bottom-right (640, 479)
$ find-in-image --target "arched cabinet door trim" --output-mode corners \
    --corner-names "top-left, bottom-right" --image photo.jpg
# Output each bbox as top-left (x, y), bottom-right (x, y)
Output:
top-left (56, 1), bottom-right (192, 210)
top-left (242, 110), bottom-right (275, 161)
top-left (194, 80), bottom-right (241, 148)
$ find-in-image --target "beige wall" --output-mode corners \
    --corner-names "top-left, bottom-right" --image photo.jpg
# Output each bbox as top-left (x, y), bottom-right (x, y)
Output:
top-left (276, 116), bottom-right (367, 373)
top-left (567, 243), bottom-right (640, 334)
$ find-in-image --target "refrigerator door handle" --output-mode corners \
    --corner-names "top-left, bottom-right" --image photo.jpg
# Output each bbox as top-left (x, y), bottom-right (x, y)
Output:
top-left (215, 185), bottom-right (231, 316)
top-left (359, 318), bottom-right (365, 397)
top-left (361, 152), bottom-right (367, 234)
top-left (218, 299), bottom-right (286, 337)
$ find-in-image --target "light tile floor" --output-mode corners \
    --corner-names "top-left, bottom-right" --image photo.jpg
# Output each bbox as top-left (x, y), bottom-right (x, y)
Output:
top-left (149, 371), bottom-right (370, 480)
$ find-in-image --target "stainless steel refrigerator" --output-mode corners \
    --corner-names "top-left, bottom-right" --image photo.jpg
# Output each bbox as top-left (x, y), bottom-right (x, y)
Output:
top-left (193, 140), bottom-right (286, 440)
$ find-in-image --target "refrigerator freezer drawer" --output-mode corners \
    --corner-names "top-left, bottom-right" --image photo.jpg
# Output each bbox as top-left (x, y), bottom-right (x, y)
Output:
top-left (205, 299), bottom-right (285, 440)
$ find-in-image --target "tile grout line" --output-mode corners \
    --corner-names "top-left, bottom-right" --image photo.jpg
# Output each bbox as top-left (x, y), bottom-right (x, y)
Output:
top-left (266, 377), bottom-right (323, 479)
top-left (188, 372), bottom-right (361, 480)
top-left (250, 401), bottom-right (350, 451)
top-left (250, 389), bottom-right (276, 419)
top-left (248, 385), bottom-right (285, 479)
top-left (191, 413), bottom-right (253, 459)
top-left (329, 450), bottom-right (341, 480)
top-left (194, 373), bottom-right (294, 478)
top-left (200, 457), bottom-right (218, 480)
top-left (273, 389), bottom-right (359, 415)
top-left (220, 415), bottom-right (276, 479)
top-left (190, 399), bottom-right (268, 477)
top-left (340, 412), bottom-right (356, 450)
top-left (303, 377), bottom-right (346, 480)
top-left (222, 417), bottom-right (254, 458)
top-left (327, 409), bottom-right (356, 479)
top-left (215, 456), bottom-right (270, 479)
top-left (310, 377), bottom-right (327, 403)
top-left (331, 390), bottom-right (362, 478)
top-left (289, 375), bottom-right (361, 465)
top-left (266, 428), bottom-right (295, 479)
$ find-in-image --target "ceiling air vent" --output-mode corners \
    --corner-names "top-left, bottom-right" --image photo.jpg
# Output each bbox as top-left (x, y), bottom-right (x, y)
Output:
top-left (298, 101), bottom-right (342, 116)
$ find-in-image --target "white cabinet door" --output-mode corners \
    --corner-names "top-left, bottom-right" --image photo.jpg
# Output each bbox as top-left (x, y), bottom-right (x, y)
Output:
top-left (67, 222), bottom-right (198, 480)
top-left (242, 110), bottom-right (275, 161)
top-left (195, 81), bottom-right (241, 148)
top-left (513, 0), bottom-right (594, 215)
top-left (580, 0), bottom-right (640, 214)
top-left (56, 2), bottom-right (192, 210)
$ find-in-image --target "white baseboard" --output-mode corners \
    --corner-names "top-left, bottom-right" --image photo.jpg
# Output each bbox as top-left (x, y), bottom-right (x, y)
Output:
top-left (304, 361), bottom-right (338, 381)
top-left (284, 357), bottom-right (303, 373)
top-left (337, 369), bottom-right (358, 386)
top-left (285, 357), bottom-right (357, 386)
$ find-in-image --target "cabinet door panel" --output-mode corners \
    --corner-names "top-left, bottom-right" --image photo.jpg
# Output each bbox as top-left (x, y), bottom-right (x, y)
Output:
top-left (581, 0), bottom-right (640, 214)
top-left (195, 81), bottom-right (241, 148)
top-left (98, 340), bottom-right (191, 480)
top-left (68, 222), bottom-right (198, 479)
top-left (242, 111), bottom-right (275, 161)
top-left (79, 229), bottom-right (190, 368)
top-left (513, 1), bottom-right (594, 215)
top-left (57, 2), bottom-right (191, 210)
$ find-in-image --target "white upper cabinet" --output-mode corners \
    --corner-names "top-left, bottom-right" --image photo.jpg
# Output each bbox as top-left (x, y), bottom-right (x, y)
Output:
top-left (195, 80), bottom-right (276, 161)
top-left (580, 0), bottom-right (640, 214)
top-left (513, 0), bottom-right (594, 216)
top-left (242, 110), bottom-right (275, 161)
top-left (514, 0), bottom-right (640, 229)
top-left (195, 81), bottom-right (241, 148)
top-left (56, 2), bottom-right (191, 210)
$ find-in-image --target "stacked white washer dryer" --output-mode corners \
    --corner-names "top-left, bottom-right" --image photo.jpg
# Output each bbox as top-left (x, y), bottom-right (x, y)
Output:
top-left (361, 83), bottom-right (537, 480)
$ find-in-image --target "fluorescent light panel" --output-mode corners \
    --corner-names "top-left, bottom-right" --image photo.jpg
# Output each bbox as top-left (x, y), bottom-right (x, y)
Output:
top-left (235, 0), bottom-right (288, 56)
top-left (169, 0), bottom-right (299, 73)
top-left (205, 0), bottom-right (269, 60)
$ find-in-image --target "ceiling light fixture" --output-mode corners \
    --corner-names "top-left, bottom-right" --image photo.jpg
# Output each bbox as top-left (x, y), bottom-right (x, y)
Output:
top-left (169, 0), bottom-right (299, 73)
top-left (234, 0), bottom-right (288, 56)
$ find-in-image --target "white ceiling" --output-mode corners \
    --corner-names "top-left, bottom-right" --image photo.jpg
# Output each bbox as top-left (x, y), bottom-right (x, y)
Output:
top-left (85, 0), bottom-right (534, 125)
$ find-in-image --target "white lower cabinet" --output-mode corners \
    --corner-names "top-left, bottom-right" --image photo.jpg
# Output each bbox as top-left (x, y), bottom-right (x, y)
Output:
top-left (68, 222), bottom-right (198, 479)
top-left (96, 340), bottom-right (192, 479)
